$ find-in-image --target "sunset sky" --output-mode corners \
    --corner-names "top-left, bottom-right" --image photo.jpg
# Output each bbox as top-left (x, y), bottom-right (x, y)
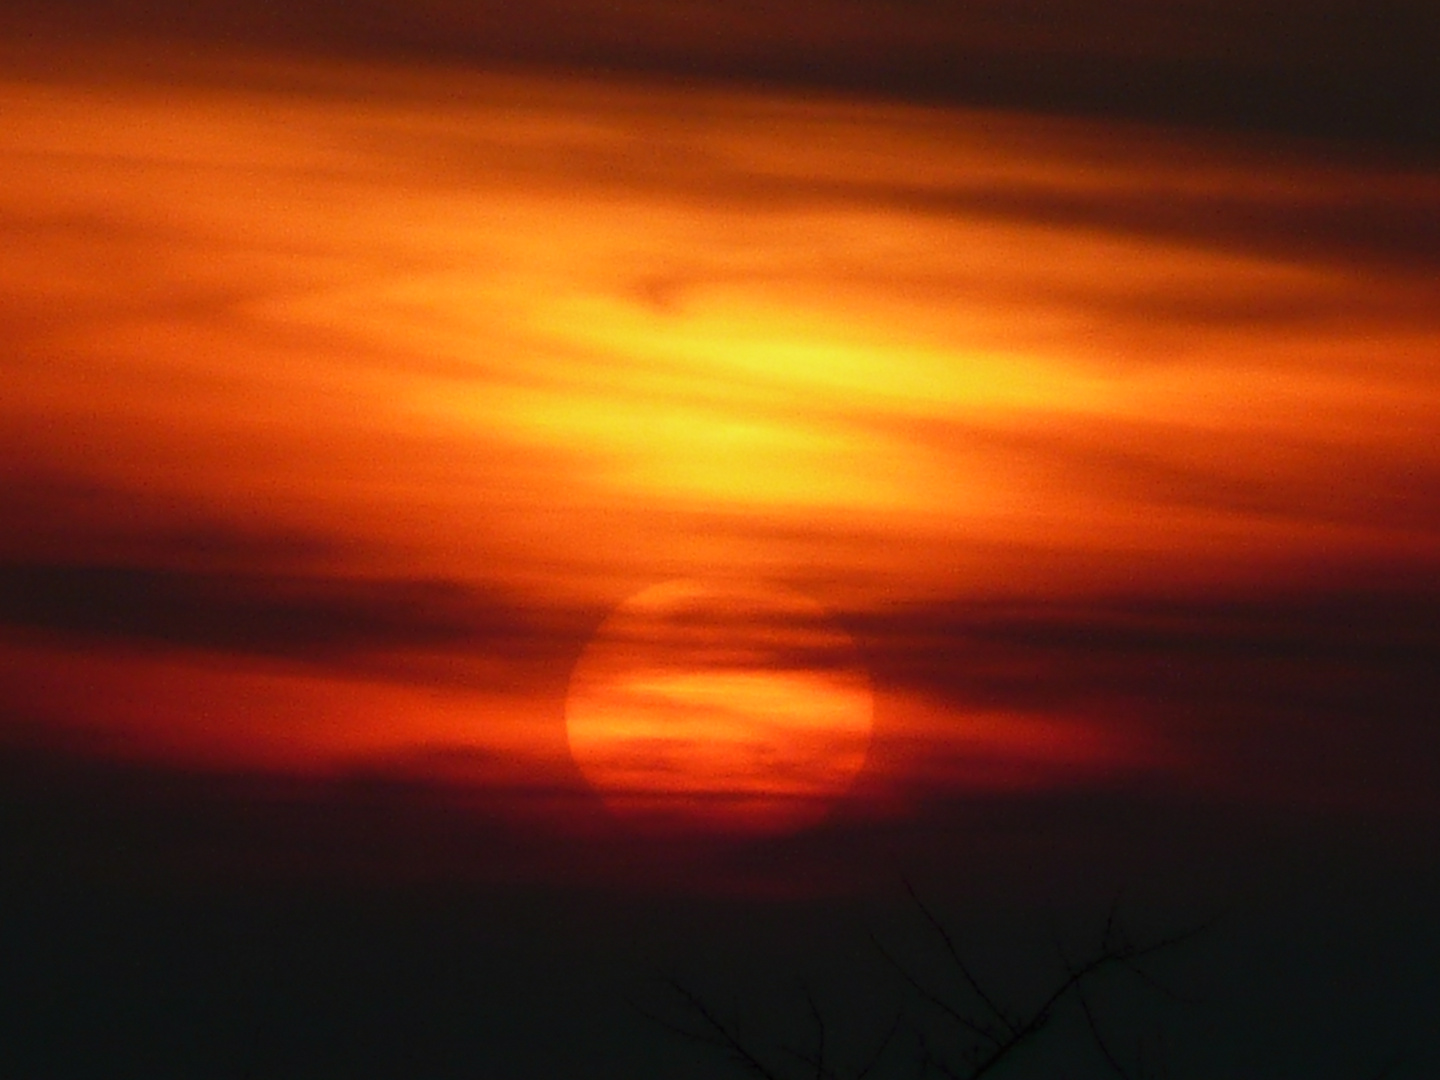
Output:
top-left (2, 3), bottom-right (1438, 1078)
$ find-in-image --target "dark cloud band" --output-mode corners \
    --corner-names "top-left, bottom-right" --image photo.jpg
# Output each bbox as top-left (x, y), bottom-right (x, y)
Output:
top-left (2, 0), bottom-right (1436, 153)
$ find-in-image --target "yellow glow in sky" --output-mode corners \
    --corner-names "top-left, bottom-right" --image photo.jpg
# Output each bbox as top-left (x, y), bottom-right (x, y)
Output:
top-left (1, 55), bottom-right (1436, 815)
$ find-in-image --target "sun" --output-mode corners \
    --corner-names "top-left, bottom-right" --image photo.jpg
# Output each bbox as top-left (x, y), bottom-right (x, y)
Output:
top-left (564, 580), bottom-right (874, 834)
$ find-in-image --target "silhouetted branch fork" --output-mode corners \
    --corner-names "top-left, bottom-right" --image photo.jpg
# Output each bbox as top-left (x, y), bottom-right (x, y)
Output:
top-left (648, 900), bottom-right (1209, 1080)
top-left (779, 1042), bottom-right (850, 1080)
top-left (944, 915), bottom-right (1203, 1080)
top-left (869, 930), bottom-right (1001, 1045)
top-left (886, 885), bottom-right (1204, 1079)
top-left (902, 877), bottom-right (1015, 1036)
top-left (807, 987), bottom-right (827, 1080)
top-left (963, 919), bottom-right (1205, 1080)
top-left (1071, 964), bottom-right (1133, 1080)
top-left (917, 1030), bottom-right (968, 1080)
top-left (646, 979), bottom-right (787, 1080)
top-left (778, 1044), bottom-right (845, 1080)
top-left (772, 986), bottom-right (844, 1080)
top-left (852, 1010), bottom-right (903, 1080)
top-left (1118, 954), bottom-right (1204, 1006)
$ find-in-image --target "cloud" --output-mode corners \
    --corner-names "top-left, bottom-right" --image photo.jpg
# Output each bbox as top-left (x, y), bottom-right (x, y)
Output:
top-left (0, 469), bottom-right (343, 568)
top-left (878, 413), bottom-right (1440, 534)
top-left (0, 561), bottom-right (580, 669)
top-left (848, 585), bottom-right (1440, 811)
top-left (884, 177), bottom-right (1440, 282)
top-left (0, 44), bottom-right (1435, 829)
top-left (3, 0), bottom-right (1436, 151)
top-left (0, 735), bottom-right (602, 891)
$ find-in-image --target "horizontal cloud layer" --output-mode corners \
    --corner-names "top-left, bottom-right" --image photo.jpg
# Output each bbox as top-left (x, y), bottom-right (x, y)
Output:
top-left (1, 54), bottom-right (1436, 846)
top-left (3, 0), bottom-right (1437, 151)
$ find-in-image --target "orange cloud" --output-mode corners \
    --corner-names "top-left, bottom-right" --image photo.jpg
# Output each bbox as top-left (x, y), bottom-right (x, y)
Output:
top-left (1, 54), bottom-right (1436, 821)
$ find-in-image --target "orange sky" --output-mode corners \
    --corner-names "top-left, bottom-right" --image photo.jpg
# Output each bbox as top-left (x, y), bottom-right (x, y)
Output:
top-left (2, 51), bottom-right (1438, 834)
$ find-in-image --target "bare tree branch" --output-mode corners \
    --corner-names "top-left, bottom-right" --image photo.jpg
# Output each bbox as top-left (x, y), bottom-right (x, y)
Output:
top-left (869, 931), bottom-right (1001, 1047)
top-left (853, 1009), bottom-right (903, 1080)
top-left (808, 987), bottom-right (827, 1080)
top-left (646, 979), bottom-right (788, 1080)
top-left (646, 896), bottom-right (1212, 1080)
top-left (776, 986), bottom-right (845, 1080)
top-left (1072, 958), bottom-right (1134, 1080)
top-left (963, 915), bottom-right (1204, 1080)
top-left (901, 877), bottom-right (1015, 1037)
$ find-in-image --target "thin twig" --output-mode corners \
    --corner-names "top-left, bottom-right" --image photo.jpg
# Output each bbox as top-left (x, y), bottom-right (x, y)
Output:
top-left (854, 1009), bottom-right (904, 1080)
top-left (1072, 962), bottom-right (1133, 1079)
top-left (966, 921), bottom-right (1203, 1080)
top-left (902, 877), bottom-right (1016, 1035)
top-left (806, 986), bottom-right (826, 1080)
top-left (650, 979), bottom-right (786, 1080)
top-left (870, 930), bottom-right (1000, 1046)
top-left (1119, 955), bottom-right (1205, 1007)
